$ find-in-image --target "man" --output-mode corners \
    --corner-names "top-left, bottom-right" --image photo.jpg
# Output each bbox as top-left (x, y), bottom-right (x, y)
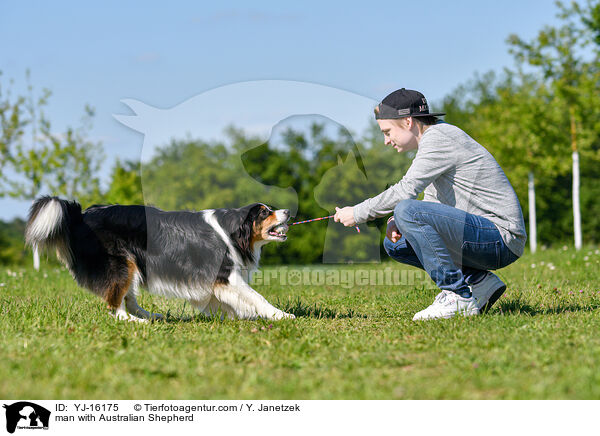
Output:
top-left (334, 88), bottom-right (526, 320)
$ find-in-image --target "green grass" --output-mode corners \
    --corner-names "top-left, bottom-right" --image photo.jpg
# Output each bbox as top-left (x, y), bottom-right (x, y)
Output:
top-left (1, 246), bottom-right (599, 399)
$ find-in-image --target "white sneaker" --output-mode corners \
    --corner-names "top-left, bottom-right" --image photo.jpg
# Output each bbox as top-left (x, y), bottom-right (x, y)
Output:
top-left (412, 290), bottom-right (446, 319)
top-left (412, 290), bottom-right (479, 321)
top-left (470, 272), bottom-right (506, 313)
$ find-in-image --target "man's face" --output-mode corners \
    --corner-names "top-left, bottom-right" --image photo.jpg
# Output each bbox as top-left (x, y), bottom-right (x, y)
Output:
top-left (377, 118), bottom-right (418, 153)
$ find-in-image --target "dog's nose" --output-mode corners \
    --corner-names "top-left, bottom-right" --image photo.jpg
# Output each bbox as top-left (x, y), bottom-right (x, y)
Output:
top-left (283, 209), bottom-right (290, 219)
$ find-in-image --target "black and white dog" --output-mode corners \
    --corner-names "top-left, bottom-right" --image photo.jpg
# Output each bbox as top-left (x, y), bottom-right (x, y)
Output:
top-left (25, 196), bottom-right (294, 321)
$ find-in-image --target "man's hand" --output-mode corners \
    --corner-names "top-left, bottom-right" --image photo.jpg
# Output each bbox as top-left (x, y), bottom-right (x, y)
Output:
top-left (386, 218), bottom-right (402, 243)
top-left (334, 206), bottom-right (356, 227)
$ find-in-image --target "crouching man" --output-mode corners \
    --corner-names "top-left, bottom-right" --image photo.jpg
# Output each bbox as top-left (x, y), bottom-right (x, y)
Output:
top-left (334, 88), bottom-right (526, 320)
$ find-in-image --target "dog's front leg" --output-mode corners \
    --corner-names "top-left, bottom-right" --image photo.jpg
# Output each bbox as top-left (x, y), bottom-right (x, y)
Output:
top-left (214, 273), bottom-right (295, 320)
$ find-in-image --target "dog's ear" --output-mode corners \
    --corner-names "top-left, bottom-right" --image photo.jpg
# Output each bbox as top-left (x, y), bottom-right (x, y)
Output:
top-left (219, 203), bottom-right (262, 255)
top-left (232, 216), bottom-right (253, 254)
top-left (238, 203), bottom-right (264, 221)
top-left (217, 204), bottom-right (261, 234)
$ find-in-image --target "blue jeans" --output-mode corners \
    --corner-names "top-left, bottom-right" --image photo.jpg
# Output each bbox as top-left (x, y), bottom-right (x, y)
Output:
top-left (383, 200), bottom-right (519, 297)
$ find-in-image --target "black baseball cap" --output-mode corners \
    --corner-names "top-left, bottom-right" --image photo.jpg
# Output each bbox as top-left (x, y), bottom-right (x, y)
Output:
top-left (375, 88), bottom-right (445, 119)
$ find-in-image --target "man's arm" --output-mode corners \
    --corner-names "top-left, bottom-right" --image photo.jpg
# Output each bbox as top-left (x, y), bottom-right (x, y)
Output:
top-left (352, 132), bottom-right (456, 224)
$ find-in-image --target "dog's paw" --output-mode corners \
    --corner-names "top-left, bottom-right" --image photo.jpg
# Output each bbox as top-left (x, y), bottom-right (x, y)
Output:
top-left (267, 311), bottom-right (295, 321)
top-left (277, 311), bottom-right (296, 320)
top-left (111, 310), bottom-right (149, 323)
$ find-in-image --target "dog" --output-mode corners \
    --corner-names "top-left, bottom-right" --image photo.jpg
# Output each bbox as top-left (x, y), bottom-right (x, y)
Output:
top-left (25, 196), bottom-right (294, 322)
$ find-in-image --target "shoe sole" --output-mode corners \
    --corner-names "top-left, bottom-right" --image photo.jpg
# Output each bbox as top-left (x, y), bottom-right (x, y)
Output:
top-left (413, 309), bottom-right (479, 321)
top-left (480, 284), bottom-right (506, 314)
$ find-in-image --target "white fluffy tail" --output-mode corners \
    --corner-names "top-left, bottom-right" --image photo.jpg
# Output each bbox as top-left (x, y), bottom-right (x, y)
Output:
top-left (26, 198), bottom-right (64, 243)
top-left (25, 196), bottom-right (80, 267)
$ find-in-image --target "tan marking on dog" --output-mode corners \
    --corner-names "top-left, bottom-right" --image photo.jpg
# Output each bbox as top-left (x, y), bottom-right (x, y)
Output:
top-left (250, 210), bottom-right (278, 250)
top-left (104, 259), bottom-right (138, 310)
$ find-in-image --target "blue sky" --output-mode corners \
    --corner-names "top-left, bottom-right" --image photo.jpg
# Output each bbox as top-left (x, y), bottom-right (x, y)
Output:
top-left (1, 0), bottom-right (560, 219)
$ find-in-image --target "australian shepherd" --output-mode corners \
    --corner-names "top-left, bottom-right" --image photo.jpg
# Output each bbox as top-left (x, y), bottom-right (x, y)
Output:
top-left (25, 197), bottom-right (294, 321)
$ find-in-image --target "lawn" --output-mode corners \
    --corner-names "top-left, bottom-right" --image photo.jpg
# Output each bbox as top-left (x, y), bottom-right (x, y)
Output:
top-left (1, 246), bottom-right (599, 399)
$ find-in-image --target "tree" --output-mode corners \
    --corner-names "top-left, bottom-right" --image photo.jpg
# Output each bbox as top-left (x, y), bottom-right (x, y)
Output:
top-left (104, 159), bottom-right (144, 205)
top-left (0, 72), bottom-right (27, 192)
top-left (138, 120), bottom-right (414, 265)
top-left (444, 70), bottom-right (572, 252)
top-left (442, 1), bottom-right (600, 249)
top-left (1, 71), bottom-right (104, 205)
top-left (507, 0), bottom-right (600, 250)
top-left (0, 71), bottom-right (104, 268)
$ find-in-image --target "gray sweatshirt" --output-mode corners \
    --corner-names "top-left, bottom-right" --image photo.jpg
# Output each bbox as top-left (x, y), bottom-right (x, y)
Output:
top-left (353, 122), bottom-right (527, 257)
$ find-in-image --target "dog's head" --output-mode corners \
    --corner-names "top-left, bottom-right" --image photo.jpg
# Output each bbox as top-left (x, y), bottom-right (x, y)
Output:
top-left (247, 203), bottom-right (290, 244)
top-left (219, 203), bottom-right (290, 254)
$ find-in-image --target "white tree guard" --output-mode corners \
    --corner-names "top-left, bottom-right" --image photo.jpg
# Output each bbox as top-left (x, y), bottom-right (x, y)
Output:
top-left (528, 171), bottom-right (537, 254)
top-left (572, 150), bottom-right (582, 250)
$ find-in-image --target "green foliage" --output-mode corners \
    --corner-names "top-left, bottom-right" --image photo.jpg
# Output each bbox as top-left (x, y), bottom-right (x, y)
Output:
top-left (139, 122), bottom-right (412, 265)
top-left (444, 0), bottom-right (600, 246)
top-left (3, 1), bottom-right (600, 265)
top-left (0, 71), bottom-right (104, 203)
top-left (0, 72), bottom-right (27, 184)
top-left (103, 159), bottom-right (144, 205)
top-left (0, 71), bottom-right (105, 262)
top-left (0, 219), bottom-right (31, 265)
top-left (581, 0), bottom-right (600, 45)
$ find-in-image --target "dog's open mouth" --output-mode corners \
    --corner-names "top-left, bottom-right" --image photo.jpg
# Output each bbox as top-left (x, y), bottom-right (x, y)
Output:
top-left (268, 223), bottom-right (288, 240)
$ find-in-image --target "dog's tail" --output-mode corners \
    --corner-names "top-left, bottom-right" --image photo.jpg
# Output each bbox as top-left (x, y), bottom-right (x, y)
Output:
top-left (25, 196), bottom-right (82, 267)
